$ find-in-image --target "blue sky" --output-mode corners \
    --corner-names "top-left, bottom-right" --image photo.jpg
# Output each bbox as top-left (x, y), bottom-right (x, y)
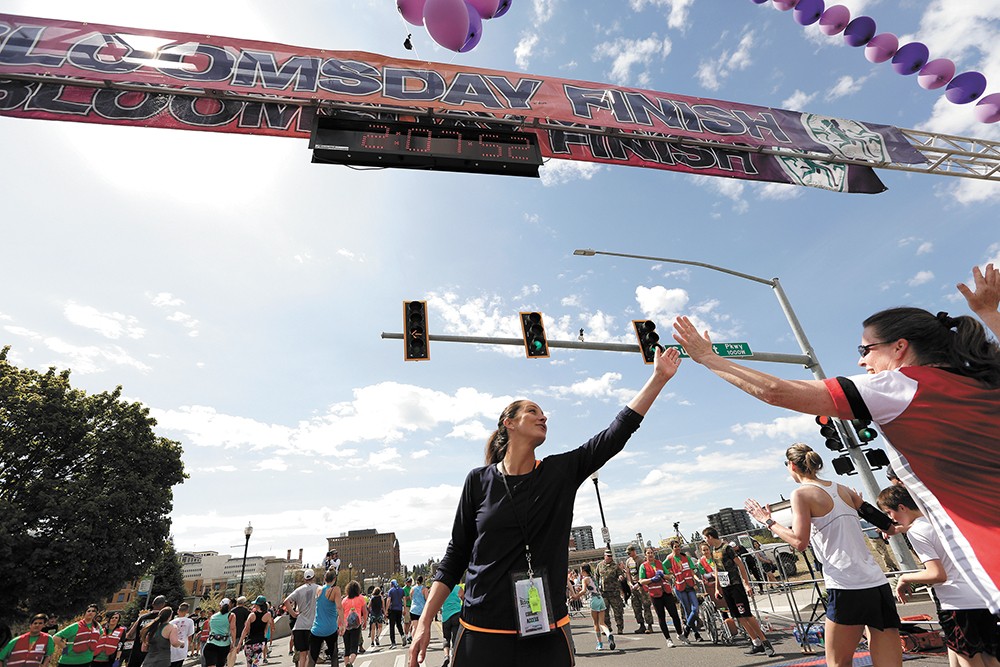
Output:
top-left (1, 0), bottom-right (998, 569)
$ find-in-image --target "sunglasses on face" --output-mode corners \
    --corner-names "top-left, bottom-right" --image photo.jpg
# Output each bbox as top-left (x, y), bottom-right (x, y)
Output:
top-left (858, 341), bottom-right (892, 357)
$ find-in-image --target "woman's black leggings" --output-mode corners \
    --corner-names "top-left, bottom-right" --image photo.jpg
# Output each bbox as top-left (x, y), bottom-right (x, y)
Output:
top-left (452, 626), bottom-right (572, 667)
top-left (651, 593), bottom-right (684, 639)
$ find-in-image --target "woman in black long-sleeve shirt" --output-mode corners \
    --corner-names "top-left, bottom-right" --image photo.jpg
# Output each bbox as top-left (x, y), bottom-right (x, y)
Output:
top-left (408, 347), bottom-right (682, 667)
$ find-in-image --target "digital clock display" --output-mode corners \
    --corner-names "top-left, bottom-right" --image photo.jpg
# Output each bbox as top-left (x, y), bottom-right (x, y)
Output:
top-left (311, 114), bottom-right (543, 177)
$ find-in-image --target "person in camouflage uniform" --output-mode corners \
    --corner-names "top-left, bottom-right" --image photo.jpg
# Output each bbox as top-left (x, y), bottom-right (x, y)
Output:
top-left (595, 550), bottom-right (626, 635)
top-left (625, 545), bottom-right (653, 633)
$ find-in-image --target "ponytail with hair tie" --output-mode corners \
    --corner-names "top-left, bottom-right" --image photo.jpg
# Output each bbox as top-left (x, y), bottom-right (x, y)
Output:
top-left (935, 311), bottom-right (957, 329)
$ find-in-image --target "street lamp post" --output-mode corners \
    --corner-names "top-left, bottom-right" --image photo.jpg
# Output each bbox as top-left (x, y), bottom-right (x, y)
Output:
top-left (574, 248), bottom-right (916, 570)
top-left (590, 472), bottom-right (612, 551)
top-left (348, 563), bottom-right (354, 584)
top-left (238, 522), bottom-right (253, 597)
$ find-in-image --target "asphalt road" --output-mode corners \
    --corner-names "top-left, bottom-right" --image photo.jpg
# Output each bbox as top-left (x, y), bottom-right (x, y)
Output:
top-left (214, 591), bottom-right (950, 667)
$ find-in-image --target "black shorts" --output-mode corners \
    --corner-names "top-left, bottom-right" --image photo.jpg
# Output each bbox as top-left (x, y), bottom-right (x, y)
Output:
top-left (720, 584), bottom-right (753, 619)
top-left (827, 584), bottom-right (901, 631)
top-left (442, 615), bottom-right (460, 648)
top-left (292, 629), bottom-right (311, 652)
top-left (938, 608), bottom-right (1000, 659)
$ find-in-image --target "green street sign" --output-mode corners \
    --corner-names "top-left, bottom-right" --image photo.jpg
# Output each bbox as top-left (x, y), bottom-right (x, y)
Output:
top-left (664, 342), bottom-right (752, 358)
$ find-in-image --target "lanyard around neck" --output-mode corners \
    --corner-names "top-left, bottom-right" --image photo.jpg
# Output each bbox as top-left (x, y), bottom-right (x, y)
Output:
top-left (498, 461), bottom-right (536, 580)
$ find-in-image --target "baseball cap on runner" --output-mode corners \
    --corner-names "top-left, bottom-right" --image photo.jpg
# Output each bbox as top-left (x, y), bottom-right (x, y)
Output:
top-left (152, 595), bottom-right (167, 606)
top-left (303, 568), bottom-right (315, 580)
top-left (220, 598), bottom-right (232, 607)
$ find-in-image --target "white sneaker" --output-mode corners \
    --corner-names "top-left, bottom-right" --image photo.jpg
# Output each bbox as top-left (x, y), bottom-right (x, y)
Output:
top-left (667, 639), bottom-right (675, 648)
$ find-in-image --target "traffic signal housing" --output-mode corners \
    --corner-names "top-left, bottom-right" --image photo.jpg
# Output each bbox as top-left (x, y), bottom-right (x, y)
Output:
top-left (852, 419), bottom-right (879, 444)
top-left (632, 320), bottom-right (661, 364)
top-left (519, 312), bottom-right (549, 359)
top-left (816, 416), bottom-right (846, 451)
top-left (832, 455), bottom-right (857, 476)
top-left (864, 448), bottom-right (891, 469)
top-left (403, 300), bottom-right (430, 361)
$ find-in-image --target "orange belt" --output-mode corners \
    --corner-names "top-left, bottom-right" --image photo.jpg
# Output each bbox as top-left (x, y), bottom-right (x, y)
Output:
top-left (459, 616), bottom-right (570, 635)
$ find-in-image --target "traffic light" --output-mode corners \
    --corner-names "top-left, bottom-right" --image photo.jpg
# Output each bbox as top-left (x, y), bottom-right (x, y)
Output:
top-left (851, 419), bottom-right (878, 444)
top-left (403, 300), bottom-right (429, 361)
top-left (864, 448), bottom-right (891, 469)
top-left (832, 455), bottom-right (857, 476)
top-left (816, 416), bottom-right (845, 451)
top-left (632, 320), bottom-right (661, 364)
top-left (519, 312), bottom-right (549, 358)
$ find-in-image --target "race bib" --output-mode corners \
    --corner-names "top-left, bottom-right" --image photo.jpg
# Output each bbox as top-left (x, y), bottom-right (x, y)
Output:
top-left (511, 570), bottom-right (552, 638)
top-left (718, 570), bottom-right (732, 588)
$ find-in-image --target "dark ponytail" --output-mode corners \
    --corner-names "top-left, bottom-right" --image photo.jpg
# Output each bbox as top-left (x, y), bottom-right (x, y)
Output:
top-left (864, 307), bottom-right (1000, 388)
top-left (485, 400), bottom-right (527, 465)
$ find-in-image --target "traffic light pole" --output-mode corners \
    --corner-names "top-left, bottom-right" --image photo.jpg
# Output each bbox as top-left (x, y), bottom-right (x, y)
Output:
top-left (573, 249), bottom-right (917, 570)
top-left (381, 332), bottom-right (813, 365)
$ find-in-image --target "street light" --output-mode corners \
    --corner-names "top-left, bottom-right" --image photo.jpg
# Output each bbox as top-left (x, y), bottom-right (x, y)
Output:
top-left (573, 248), bottom-right (916, 570)
top-left (590, 471), bottom-right (612, 551)
top-left (238, 522), bottom-right (253, 597)
top-left (348, 563), bottom-right (354, 583)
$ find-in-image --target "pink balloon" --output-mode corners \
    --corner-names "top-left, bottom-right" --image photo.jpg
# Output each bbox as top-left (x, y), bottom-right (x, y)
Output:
top-left (945, 71), bottom-right (987, 104)
top-left (424, 0), bottom-right (483, 52)
top-left (397, 0), bottom-right (427, 26)
top-left (773, 0), bottom-right (798, 10)
top-left (865, 33), bottom-right (898, 63)
top-left (467, 0), bottom-right (500, 18)
top-left (974, 92), bottom-right (1000, 124)
top-left (818, 5), bottom-right (850, 35)
top-left (493, 0), bottom-right (512, 17)
top-left (918, 58), bottom-right (955, 90)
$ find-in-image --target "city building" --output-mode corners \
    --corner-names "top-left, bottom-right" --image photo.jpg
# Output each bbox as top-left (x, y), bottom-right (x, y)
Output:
top-left (326, 529), bottom-right (401, 582)
top-left (568, 525), bottom-right (595, 551)
top-left (707, 507), bottom-right (756, 536)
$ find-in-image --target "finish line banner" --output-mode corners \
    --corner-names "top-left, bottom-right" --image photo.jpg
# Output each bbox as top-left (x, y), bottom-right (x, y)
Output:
top-left (0, 13), bottom-right (926, 192)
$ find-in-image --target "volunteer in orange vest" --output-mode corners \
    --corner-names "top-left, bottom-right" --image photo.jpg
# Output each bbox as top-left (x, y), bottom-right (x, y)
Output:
top-left (666, 540), bottom-right (705, 642)
top-left (53, 605), bottom-right (102, 667)
top-left (91, 614), bottom-right (124, 667)
top-left (0, 614), bottom-right (54, 667)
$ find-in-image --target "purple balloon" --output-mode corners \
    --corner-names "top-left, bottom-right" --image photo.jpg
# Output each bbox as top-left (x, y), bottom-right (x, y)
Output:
top-left (974, 92), bottom-right (1000, 124)
top-left (397, 0), bottom-right (427, 26)
top-left (864, 33), bottom-right (898, 63)
top-left (818, 5), bottom-right (850, 36)
top-left (467, 0), bottom-right (500, 19)
top-left (891, 42), bottom-right (929, 75)
top-left (424, 0), bottom-right (483, 52)
top-left (918, 58), bottom-right (955, 90)
top-left (493, 0), bottom-right (512, 18)
top-left (773, 0), bottom-right (798, 10)
top-left (945, 71), bottom-right (987, 104)
top-left (794, 0), bottom-right (824, 25)
top-left (458, 19), bottom-right (483, 51)
top-left (844, 16), bottom-right (876, 47)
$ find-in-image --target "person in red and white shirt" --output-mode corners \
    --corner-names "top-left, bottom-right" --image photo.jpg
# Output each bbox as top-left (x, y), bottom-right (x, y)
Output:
top-left (673, 266), bottom-right (1000, 616)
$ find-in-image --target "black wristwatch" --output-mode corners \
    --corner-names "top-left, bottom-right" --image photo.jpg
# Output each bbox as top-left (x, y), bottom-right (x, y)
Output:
top-left (765, 518), bottom-right (776, 528)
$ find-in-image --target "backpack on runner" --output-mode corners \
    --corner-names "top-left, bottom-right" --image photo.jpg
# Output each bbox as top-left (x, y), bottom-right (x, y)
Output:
top-left (345, 606), bottom-right (361, 631)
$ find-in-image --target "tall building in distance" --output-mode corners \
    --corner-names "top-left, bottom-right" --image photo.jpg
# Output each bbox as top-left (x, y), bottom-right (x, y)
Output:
top-left (707, 507), bottom-right (755, 536)
top-left (569, 525), bottom-right (595, 551)
top-left (327, 529), bottom-right (401, 582)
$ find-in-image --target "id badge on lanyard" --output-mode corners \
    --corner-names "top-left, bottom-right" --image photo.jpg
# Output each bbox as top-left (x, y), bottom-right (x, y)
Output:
top-left (510, 568), bottom-right (553, 637)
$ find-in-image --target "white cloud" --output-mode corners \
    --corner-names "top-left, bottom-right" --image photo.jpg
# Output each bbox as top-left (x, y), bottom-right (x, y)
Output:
top-left (917, 242), bottom-right (934, 256)
top-left (336, 248), bottom-right (365, 262)
top-left (635, 285), bottom-right (690, 320)
top-left (782, 89), bottom-right (817, 111)
top-left (629, 0), bottom-right (695, 30)
top-left (64, 302), bottom-right (145, 340)
top-left (908, 270), bottom-right (935, 287)
top-left (41, 338), bottom-right (152, 375)
top-left (756, 182), bottom-right (802, 201)
top-left (257, 458), bottom-right (289, 472)
top-left (731, 413), bottom-right (817, 442)
top-left (594, 35), bottom-right (672, 87)
top-left (825, 74), bottom-right (870, 100)
top-left (549, 372), bottom-right (636, 403)
top-left (149, 292), bottom-right (184, 308)
top-left (696, 30), bottom-right (755, 91)
top-left (539, 160), bottom-right (602, 186)
top-left (411, 449), bottom-right (430, 459)
top-left (533, 0), bottom-right (556, 24)
top-left (514, 33), bottom-right (539, 70)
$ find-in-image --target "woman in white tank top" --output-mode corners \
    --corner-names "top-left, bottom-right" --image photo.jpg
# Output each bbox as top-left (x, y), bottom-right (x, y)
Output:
top-left (744, 444), bottom-right (903, 667)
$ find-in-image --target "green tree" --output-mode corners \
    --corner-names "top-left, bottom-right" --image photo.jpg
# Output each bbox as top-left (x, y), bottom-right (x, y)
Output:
top-left (148, 541), bottom-right (188, 609)
top-left (0, 348), bottom-right (187, 618)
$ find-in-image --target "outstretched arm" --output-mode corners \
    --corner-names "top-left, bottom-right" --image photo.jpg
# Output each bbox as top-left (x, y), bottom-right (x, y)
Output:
top-left (672, 316), bottom-right (839, 416)
top-left (626, 345), bottom-right (682, 416)
top-left (957, 263), bottom-right (1000, 339)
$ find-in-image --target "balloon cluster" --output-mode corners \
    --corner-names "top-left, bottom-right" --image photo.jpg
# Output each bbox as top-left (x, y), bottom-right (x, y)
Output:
top-left (397, 0), bottom-right (512, 53)
top-left (751, 0), bottom-right (1000, 124)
